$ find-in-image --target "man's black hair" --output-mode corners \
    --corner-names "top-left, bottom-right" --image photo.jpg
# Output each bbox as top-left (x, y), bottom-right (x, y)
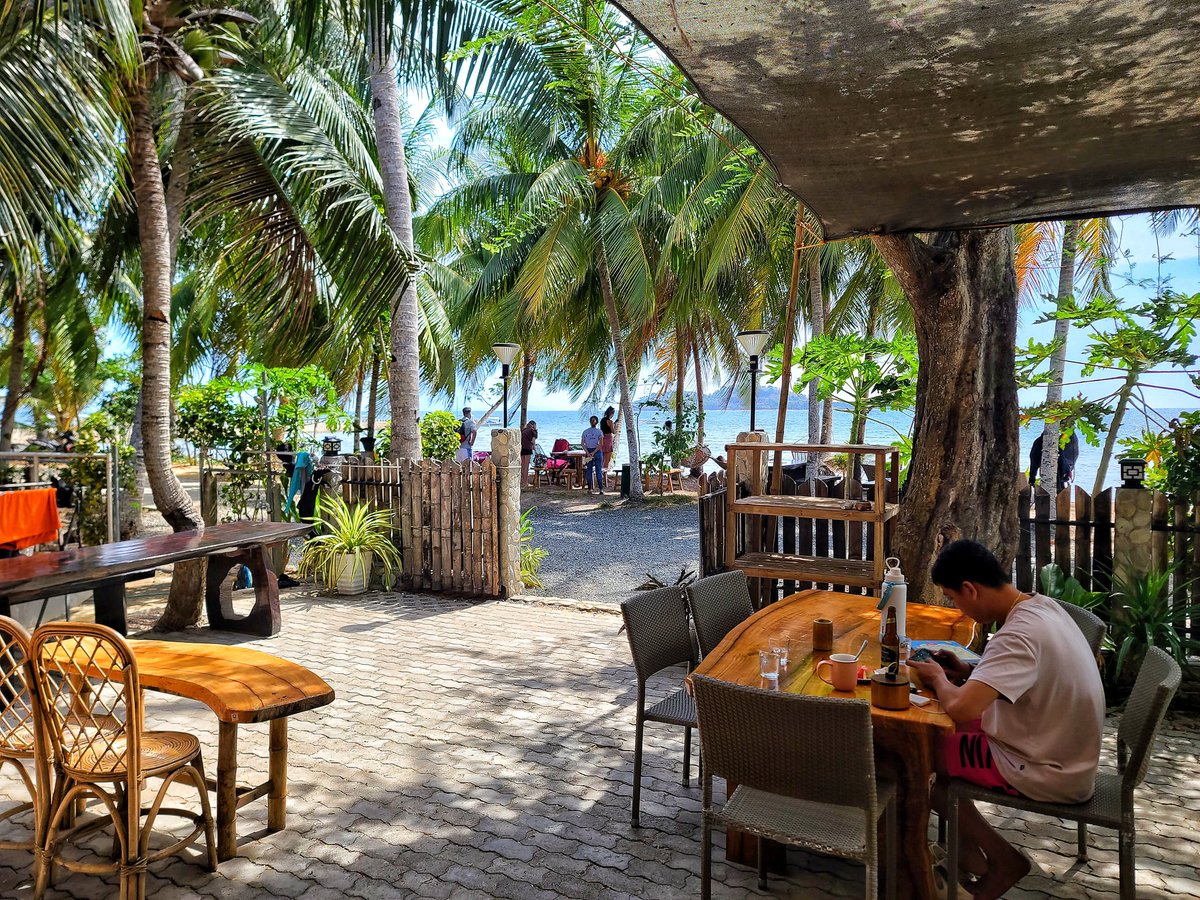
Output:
top-left (930, 539), bottom-right (1010, 590)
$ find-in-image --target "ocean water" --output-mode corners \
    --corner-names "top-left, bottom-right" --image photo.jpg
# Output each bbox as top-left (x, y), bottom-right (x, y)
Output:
top-left (459, 405), bottom-right (1196, 491)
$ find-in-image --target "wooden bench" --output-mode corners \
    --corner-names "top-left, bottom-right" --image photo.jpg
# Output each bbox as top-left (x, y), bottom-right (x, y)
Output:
top-left (0, 522), bottom-right (310, 637)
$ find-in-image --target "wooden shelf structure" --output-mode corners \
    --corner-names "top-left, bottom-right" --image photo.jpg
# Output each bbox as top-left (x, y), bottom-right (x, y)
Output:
top-left (724, 442), bottom-right (900, 592)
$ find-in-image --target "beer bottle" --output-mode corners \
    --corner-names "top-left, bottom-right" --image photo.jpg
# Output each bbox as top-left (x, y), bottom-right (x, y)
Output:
top-left (881, 606), bottom-right (900, 665)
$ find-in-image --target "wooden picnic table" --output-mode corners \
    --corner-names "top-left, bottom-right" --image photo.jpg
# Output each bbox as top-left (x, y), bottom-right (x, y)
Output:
top-left (131, 640), bottom-right (335, 861)
top-left (0, 522), bottom-right (309, 636)
top-left (690, 589), bottom-right (973, 900)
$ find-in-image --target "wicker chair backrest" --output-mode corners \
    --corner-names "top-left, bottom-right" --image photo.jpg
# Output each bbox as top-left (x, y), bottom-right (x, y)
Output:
top-left (621, 586), bottom-right (693, 682)
top-left (692, 675), bottom-right (877, 810)
top-left (1116, 645), bottom-right (1181, 790)
top-left (686, 571), bottom-right (754, 658)
top-left (31, 622), bottom-right (142, 782)
top-left (1052, 598), bottom-right (1106, 656)
top-left (0, 616), bottom-right (37, 755)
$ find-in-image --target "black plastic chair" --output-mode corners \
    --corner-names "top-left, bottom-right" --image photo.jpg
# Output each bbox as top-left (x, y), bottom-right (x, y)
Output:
top-left (620, 585), bottom-right (698, 828)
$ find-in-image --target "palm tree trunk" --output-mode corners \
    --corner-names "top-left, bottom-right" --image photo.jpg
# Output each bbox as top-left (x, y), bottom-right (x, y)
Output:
top-left (366, 348), bottom-right (381, 440)
top-left (772, 208), bottom-right (804, 490)
top-left (806, 249), bottom-right (825, 469)
top-left (596, 240), bottom-right (643, 501)
top-left (368, 29), bottom-right (421, 460)
top-left (1038, 220), bottom-right (1078, 492)
top-left (674, 329), bottom-right (685, 425)
top-left (352, 362), bottom-right (365, 453)
top-left (0, 289), bottom-right (26, 453)
top-left (129, 80), bottom-right (206, 630)
top-left (519, 356), bottom-right (534, 428)
top-left (1092, 370), bottom-right (1139, 495)
top-left (689, 340), bottom-right (706, 478)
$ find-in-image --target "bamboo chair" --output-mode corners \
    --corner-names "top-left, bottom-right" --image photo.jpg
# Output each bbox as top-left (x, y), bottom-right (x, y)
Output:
top-left (0, 616), bottom-right (50, 854)
top-left (30, 623), bottom-right (216, 900)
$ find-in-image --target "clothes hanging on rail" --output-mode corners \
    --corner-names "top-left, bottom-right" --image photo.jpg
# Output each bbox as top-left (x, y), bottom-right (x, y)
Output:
top-left (0, 487), bottom-right (61, 551)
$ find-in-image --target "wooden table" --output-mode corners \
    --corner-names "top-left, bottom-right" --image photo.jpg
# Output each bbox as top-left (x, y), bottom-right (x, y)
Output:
top-left (131, 640), bottom-right (335, 861)
top-left (690, 589), bottom-right (972, 900)
top-left (0, 522), bottom-right (309, 636)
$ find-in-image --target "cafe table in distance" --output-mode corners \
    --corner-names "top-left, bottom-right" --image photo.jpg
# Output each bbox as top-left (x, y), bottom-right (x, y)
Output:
top-left (689, 588), bottom-right (973, 900)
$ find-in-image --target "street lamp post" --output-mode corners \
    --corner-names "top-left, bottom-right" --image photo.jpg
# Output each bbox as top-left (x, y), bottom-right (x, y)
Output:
top-left (491, 343), bottom-right (521, 428)
top-left (736, 330), bottom-right (770, 432)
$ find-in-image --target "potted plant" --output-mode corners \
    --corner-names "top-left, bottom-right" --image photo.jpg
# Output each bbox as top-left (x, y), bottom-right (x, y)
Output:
top-left (297, 495), bottom-right (401, 595)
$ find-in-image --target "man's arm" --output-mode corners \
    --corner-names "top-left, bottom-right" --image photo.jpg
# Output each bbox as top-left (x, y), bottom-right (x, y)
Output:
top-left (909, 659), bottom-right (1000, 723)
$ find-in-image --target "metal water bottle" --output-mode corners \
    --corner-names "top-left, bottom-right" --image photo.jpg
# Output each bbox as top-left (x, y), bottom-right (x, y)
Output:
top-left (879, 556), bottom-right (908, 641)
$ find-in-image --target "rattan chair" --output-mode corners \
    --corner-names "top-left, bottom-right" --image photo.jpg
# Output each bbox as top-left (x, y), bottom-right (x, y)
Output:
top-left (30, 622), bottom-right (216, 900)
top-left (0, 616), bottom-right (50, 854)
top-left (1053, 597), bottom-right (1107, 656)
top-left (945, 645), bottom-right (1181, 900)
top-left (620, 585), bottom-right (698, 828)
top-left (686, 571), bottom-right (755, 658)
top-left (692, 675), bottom-right (897, 900)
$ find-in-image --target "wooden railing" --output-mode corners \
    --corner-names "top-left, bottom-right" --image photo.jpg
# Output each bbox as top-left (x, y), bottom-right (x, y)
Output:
top-left (341, 459), bottom-right (501, 597)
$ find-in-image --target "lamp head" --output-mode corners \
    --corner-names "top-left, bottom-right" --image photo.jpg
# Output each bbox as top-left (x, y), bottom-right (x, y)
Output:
top-left (1119, 457), bottom-right (1147, 489)
top-left (736, 330), bottom-right (770, 359)
top-left (492, 342), bottom-right (521, 367)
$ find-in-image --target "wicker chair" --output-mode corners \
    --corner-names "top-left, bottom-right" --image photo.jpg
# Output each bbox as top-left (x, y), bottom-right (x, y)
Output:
top-left (686, 571), bottom-right (755, 658)
top-left (1053, 597), bottom-right (1106, 656)
top-left (945, 645), bottom-right (1182, 900)
top-left (692, 675), bottom-right (897, 900)
top-left (0, 616), bottom-right (50, 854)
top-left (30, 622), bottom-right (217, 899)
top-left (620, 585), bottom-right (698, 828)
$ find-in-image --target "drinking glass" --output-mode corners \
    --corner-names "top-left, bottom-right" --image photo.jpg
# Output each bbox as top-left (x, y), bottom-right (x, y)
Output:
top-left (899, 636), bottom-right (912, 666)
top-left (769, 634), bottom-right (791, 667)
top-left (759, 649), bottom-right (781, 681)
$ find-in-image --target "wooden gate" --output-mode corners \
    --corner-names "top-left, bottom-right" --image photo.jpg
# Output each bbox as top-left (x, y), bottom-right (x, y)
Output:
top-left (341, 459), bottom-right (501, 597)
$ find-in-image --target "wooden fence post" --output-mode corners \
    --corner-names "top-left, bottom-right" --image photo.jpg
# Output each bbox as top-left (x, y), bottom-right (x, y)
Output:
top-left (491, 428), bottom-right (522, 597)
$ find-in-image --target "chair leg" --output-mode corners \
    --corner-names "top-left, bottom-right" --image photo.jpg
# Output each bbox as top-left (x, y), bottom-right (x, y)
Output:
top-left (1076, 821), bottom-right (1089, 861)
top-left (701, 816), bottom-right (713, 900)
top-left (864, 863), bottom-right (878, 900)
top-left (946, 792), bottom-right (960, 900)
top-left (631, 715), bottom-right (645, 828)
top-left (885, 798), bottom-right (897, 900)
top-left (1118, 825), bottom-right (1135, 900)
top-left (757, 835), bottom-right (768, 890)
top-left (682, 725), bottom-right (692, 788)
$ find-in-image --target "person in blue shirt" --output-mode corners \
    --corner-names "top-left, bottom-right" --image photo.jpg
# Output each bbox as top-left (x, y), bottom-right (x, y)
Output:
top-left (582, 415), bottom-right (604, 494)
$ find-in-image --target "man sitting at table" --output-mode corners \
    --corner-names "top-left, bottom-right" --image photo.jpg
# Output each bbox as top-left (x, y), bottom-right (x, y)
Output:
top-left (909, 539), bottom-right (1104, 900)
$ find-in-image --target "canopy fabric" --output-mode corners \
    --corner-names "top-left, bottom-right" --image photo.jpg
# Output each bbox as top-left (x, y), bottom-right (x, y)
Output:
top-left (610, 0), bottom-right (1200, 239)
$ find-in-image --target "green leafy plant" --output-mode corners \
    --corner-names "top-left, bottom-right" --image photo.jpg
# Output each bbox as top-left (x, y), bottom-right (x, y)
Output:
top-left (420, 410), bottom-right (463, 461)
top-left (375, 426), bottom-right (391, 459)
top-left (1109, 565), bottom-right (1198, 684)
top-left (519, 508), bottom-right (547, 589)
top-left (1038, 563), bottom-right (1107, 612)
top-left (1120, 411), bottom-right (1200, 499)
top-left (297, 495), bottom-right (402, 591)
top-left (640, 400), bottom-right (697, 473)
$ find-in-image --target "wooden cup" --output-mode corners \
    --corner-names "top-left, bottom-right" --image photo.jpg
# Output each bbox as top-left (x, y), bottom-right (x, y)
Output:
top-left (813, 618), bottom-right (834, 652)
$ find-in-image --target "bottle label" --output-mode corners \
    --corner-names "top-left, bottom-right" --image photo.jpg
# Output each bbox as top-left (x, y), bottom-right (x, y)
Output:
top-left (881, 643), bottom-right (899, 665)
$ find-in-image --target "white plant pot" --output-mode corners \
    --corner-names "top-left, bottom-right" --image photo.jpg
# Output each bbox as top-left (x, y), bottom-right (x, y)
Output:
top-left (334, 551), bottom-right (373, 595)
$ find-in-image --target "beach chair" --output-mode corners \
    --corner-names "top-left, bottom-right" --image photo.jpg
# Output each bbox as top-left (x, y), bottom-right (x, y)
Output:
top-left (541, 439), bottom-right (573, 487)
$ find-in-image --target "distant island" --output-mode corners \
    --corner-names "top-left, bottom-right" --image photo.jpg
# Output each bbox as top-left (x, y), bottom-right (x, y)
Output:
top-left (693, 383), bottom-right (808, 411)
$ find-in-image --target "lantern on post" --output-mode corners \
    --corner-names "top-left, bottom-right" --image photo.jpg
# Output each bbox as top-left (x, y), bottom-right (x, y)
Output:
top-left (491, 343), bottom-right (521, 429)
top-left (736, 330), bottom-right (770, 432)
top-left (1119, 457), bottom-right (1147, 489)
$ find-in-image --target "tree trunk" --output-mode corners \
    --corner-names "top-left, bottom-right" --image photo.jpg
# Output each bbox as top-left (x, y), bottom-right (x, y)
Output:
top-left (872, 229), bottom-right (1020, 603)
top-left (690, 340), bottom-right (706, 477)
top-left (519, 356), bottom-right (534, 428)
top-left (130, 81), bottom-right (206, 630)
top-left (596, 240), bottom-right (643, 501)
top-left (1092, 370), bottom-right (1138, 496)
top-left (120, 395), bottom-right (147, 539)
top-left (0, 290), bottom-right (27, 452)
top-left (1038, 220), bottom-right (1077, 492)
top-left (674, 329), bottom-right (686, 425)
top-left (352, 363), bottom-right (365, 453)
top-left (368, 30), bottom-right (421, 461)
top-left (366, 348), bottom-right (380, 439)
top-left (806, 248), bottom-right (825, 469)
top-left (772, 208), bottom-right (804, 490)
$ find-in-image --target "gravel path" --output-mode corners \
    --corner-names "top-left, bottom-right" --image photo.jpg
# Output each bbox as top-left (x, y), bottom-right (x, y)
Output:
top-left (521, 490), bottom-right (700, 605)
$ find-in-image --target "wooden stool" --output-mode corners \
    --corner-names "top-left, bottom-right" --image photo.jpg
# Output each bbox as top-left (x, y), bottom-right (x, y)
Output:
top-left (666, 468), bottom-right (685, 493)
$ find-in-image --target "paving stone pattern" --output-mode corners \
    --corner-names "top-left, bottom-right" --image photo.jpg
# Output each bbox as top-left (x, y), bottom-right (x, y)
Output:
top-left (1, 591), bottom-right (1198, 898)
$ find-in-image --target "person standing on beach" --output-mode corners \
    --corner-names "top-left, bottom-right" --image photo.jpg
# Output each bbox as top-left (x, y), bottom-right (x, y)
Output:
top-left (600, 406), bottom-right (616, 478)
top-left (582, 415), bottom-right (604, 495)
top-left (521, 420), bottom-right (538, 487)
top-left (456, 407), bottom-right (477, 463)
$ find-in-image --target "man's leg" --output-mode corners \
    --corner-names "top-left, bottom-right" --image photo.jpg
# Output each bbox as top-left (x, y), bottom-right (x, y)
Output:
top-left (934, 776), bottom-right (1030, 897)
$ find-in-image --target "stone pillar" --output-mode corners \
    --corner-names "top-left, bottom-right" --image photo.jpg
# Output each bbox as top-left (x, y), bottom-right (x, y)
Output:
top-left (492, 428), bottom-right (523, 597)
top-left (1113, 487), bottom-right (1157, 587)
top-left (733, 430), bottom-right (767, 485)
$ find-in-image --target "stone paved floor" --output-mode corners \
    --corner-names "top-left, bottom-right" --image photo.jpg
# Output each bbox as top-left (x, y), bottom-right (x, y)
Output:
top-left (1, 590), bottom-right (1198, 898)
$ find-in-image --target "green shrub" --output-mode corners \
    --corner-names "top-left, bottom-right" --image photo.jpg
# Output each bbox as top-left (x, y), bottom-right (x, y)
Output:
top-left (420, 411), bottom-right (462, 460)
top-left (519, 508), bottom-right (547, 589)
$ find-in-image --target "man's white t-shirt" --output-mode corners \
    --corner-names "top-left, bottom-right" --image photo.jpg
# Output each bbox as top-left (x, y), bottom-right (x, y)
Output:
top-left (969, 594), bottom-right (1105, 803)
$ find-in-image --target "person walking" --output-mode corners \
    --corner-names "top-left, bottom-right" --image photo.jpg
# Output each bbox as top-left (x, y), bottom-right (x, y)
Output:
top-left (582, 415), bottom-right (604, 495)
top-left (521, 420), bottom-right (538, 487)
top-left (600, 406), bottom-right (616, 486)
top-left (455, 407), bottom-right (477, 463)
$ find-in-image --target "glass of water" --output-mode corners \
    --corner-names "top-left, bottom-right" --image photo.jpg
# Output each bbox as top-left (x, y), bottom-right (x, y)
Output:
top-left (769, 634), bottom-right (791, 668)
top-left (759, 649), bottom-right (781, 681)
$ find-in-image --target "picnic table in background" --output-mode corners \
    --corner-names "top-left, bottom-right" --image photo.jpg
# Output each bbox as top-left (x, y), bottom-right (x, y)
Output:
top-left (691, 589), bottom-right (973, 900)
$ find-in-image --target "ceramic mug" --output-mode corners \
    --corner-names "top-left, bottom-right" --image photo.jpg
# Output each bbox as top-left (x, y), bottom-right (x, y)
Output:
top-left (816, 652), bottom-right (859, 691)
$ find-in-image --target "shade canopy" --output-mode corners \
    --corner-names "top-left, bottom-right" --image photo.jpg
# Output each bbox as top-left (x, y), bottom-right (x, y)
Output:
top-left (611, 0), bottom-right (1200, 239)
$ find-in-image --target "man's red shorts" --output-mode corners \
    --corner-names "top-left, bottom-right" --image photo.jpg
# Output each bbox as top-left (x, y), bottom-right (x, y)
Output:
top-left (942, 728), bottom-right (1020, 796)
